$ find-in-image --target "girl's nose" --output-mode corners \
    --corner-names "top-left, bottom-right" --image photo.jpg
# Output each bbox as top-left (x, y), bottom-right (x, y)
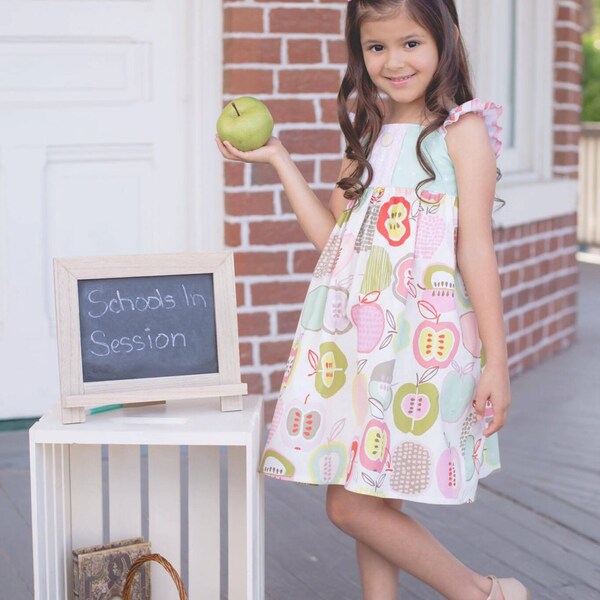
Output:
top-left (385, 53), bottom-right (404, 72)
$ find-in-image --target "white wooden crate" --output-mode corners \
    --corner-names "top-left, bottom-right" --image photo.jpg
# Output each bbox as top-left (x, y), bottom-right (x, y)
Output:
top-left (29, 395), bottom-right (265, 600)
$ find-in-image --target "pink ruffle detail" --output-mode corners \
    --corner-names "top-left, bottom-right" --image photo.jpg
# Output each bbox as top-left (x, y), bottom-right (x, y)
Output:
top-left (440, 98), bottom-right (503, 158)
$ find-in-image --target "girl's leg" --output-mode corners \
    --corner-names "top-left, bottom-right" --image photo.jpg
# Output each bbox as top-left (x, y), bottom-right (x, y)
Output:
top-left (326, 485), bottom-right (500, 600)
top-left (355, 498), bottom-right (402, 600)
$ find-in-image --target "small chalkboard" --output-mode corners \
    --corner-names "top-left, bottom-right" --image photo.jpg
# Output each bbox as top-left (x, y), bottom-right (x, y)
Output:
top-left (54, 252), bottom-right (247, 424)
top-left (78, 274), bottom-right (219, 383)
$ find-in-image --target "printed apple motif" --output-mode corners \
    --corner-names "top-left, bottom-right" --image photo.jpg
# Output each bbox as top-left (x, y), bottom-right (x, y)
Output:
top-left (392, 253), bottom-right (416, 303)
top-left (377, 196), bottom-right (411, 246)
top-left (421, 264), bottom-right (455, 313)
top-left (483, 433), bottom-right (500, 468)
top-left (301, 285), bottom-right (328, 331)
top-left (281, 394), bottom-right (325, 451)
top-left (345, 437), bottom-right (360, 484)
top-left (355, 187), bottom-right (385, 253)
top-left (308, 342), bottom-right (348, 398)
top-left (281, 342), bottom-right (300, 389)
top-left (301, 285), bottom-right (352, 334)
top-left (414, 204), bottom-right (445, 258)
top-left (393, 370), bottom-right (439, 436)
top-left (440, 360), bottom-right (476, 422)
top-left (360, 245), bottom-right (392, 294)
top-left (350, 291), bottom-right (385, 352)
top-left (359, 418), bottom-right (390, 472)
top-left (309, 442), bottom-right (347, 484)
top-left (368, 359), bottom-right (395, 410)
top-left (436, 436), bottom-right (462, 499)
top-left (352, 359), bottom-right (369, 426)
top-left (463, 435), bottom-right (483, 481)
top-left (420, 189), bottom-right (445, 205)
top-left (392, 312), bottom-right (411, 353)
top-left (322, 286), bottom-right (352, 334)
top-left (390, 441), bottom-right (432, 494)
top-left (259, 449), bottom-right (296, 478)
top-left (316, 232), bottom-right (357, 278)
top-left (454, 269), bottom-right (473, 309)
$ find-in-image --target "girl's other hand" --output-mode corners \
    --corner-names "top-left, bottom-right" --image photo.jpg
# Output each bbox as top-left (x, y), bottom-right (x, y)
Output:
top-left (215, 135), bottom-right (286, 166)
top-left (472, 364), bottom-right (511, 437)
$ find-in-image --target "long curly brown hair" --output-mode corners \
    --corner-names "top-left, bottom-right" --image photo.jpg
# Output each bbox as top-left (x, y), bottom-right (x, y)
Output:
top-left (337, 0), bottom-right (504, 210)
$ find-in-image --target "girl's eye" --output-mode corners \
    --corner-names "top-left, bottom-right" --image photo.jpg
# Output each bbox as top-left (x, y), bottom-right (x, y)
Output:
top-left (368, 41), bottom-right (420, 52)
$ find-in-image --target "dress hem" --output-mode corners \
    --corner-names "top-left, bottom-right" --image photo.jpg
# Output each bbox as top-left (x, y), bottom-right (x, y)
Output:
top-left (259, 464), bottom-right (502, 506)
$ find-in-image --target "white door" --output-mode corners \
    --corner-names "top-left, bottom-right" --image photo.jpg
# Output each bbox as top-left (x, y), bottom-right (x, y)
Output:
top-left (0, 0), bottom-right (208, 418)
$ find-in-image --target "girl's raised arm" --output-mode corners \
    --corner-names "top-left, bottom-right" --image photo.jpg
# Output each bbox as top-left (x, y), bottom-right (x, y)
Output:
top-left (215, 135), bottom-right (338, 252)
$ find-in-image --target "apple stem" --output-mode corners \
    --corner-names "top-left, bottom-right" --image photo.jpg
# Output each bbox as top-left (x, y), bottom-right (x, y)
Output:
top-left (232, 102), bottom-right (241, 117)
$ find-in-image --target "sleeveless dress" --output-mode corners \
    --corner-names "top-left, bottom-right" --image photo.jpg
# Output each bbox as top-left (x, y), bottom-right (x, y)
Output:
top-left (258, 98), bottom-right (504, 505)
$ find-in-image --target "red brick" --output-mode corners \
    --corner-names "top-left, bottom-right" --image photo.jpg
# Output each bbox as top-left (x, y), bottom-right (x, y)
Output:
top-left (226, 192), bottom-right (274, 216)
top-left (236, 282), bottom-right (245, 307)
top-left (270, 369), bottom-right (285, 391)
top-left (328, 39), bottom-right (348, 64)
top-left (279, 129), bottom-right (341, 154)
top-left (234, 251), bottom-right (288, 275)
top-left (238, 311), bottom-right (270, 337)
top-left (270, 9), bottom-right (340, 34)
top-left (277, 309), bottom-right (302, 334)
top-left (279, 69), bottom-right (341, 94)
top-left (224, 38), bottom-right (280, 63)
top-left (240, 342), bottom-right (253, 366)
top-left (224, 7), bottom-right (264, 32)
top-left (252, 280), bottom-right (309, 305)
top-left (242, 372), bottom-right (264, 395)
top-left (322, 158), bottom-right (344, 183)
top-left (554, 67), bottom-right (582, 86)
top-left (224, 69), bottom-right (273, 95)
top-left (293, 249), bottom-right (319, 273)
top-left (249, 219), bottom-right (306, 245)
top-left (260, 340), bottom-right (293, 364)
top-left (251, 160), bottom-right (315, 186)
top-left (555, 24), bottom-right (583, 45)
top-left (266, 99), bottom-right (316, 123)
top-left (225, 162), bottom-right (244, 186)
top-left (287, 39), bottom-right (322, 64)
top-left (225, 222), bottom-right (241, 247)
top-left (321, 98), bottom-right (339, 123)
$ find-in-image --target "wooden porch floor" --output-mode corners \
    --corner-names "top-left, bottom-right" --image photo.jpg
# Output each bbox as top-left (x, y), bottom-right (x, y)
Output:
top-left (1, 261), bottom-right (599, 599)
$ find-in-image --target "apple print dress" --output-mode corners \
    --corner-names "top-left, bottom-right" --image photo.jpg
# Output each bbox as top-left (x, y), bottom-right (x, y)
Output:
top-left (258, 98), bottom-right (504, 504)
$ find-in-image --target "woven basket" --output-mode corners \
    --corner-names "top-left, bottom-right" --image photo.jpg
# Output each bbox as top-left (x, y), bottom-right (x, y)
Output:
top-left (122, 553), bottom-right (188, 600)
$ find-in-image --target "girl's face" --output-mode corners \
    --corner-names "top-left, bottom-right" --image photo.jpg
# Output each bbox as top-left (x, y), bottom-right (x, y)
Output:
top-left (360, 9), bottom-right (439, 121)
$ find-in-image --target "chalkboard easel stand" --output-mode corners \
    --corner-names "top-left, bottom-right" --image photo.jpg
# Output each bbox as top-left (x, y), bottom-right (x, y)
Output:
top-left (62, 382), bottom-right (247, 413)
top-left (54, 251), bottom-right (246, 424)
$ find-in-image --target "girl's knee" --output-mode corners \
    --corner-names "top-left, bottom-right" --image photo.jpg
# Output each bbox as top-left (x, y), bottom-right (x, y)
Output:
top-left (384, 497), bottom-right (404, 512)
top-left (326, 485), bottom-right (381, 532)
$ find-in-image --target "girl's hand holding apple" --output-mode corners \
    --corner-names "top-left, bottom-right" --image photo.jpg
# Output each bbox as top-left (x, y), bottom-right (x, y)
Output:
top-left (215, 134), bottom-right (286, 166)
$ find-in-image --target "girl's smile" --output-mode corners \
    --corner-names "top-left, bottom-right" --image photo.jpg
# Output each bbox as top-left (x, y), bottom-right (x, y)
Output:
top-left (360, 9), bottom-right (439, 122)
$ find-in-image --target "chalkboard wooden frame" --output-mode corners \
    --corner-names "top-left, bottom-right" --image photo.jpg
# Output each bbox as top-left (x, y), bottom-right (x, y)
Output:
top-left (53, 252), bottom-right (247, 424)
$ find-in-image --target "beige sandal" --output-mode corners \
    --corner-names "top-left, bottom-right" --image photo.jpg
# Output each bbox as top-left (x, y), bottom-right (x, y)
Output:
top-left (485, 575), bottom-right (531, 600)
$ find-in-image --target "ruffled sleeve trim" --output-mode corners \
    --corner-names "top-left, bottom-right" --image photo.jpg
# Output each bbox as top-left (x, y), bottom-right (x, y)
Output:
top-left (439, 98), bottom-right (503, 158)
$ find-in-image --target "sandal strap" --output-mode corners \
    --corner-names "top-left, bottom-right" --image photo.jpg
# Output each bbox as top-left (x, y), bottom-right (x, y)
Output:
top-left (485, 575), bottom-right (500, 600)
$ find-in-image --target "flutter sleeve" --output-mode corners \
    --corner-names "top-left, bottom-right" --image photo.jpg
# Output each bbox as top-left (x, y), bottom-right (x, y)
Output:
top-left (439, 98), bottom-right (503, 159)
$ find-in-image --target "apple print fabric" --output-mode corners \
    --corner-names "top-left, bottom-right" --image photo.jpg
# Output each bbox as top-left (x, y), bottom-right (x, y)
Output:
top-left (258, 98), bottom-right (503, 504)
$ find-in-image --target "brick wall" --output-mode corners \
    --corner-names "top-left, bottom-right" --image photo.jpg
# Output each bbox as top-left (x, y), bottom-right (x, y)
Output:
top-left (222, 0), bottom-right (582, 412)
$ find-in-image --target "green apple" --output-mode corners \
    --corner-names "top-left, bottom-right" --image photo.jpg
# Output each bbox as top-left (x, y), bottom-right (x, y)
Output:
top-left (216, 96), bottom-right (274, 151)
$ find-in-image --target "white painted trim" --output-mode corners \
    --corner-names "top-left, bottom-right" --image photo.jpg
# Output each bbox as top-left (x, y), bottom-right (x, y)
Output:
top-left (188, 0), bottom-right (224, 251)
top-left (493, 178), bottom-right (578, 228)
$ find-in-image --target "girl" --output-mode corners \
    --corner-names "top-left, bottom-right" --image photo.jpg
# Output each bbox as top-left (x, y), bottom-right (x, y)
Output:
top-left (216, 1), bottom-right (528, 599)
